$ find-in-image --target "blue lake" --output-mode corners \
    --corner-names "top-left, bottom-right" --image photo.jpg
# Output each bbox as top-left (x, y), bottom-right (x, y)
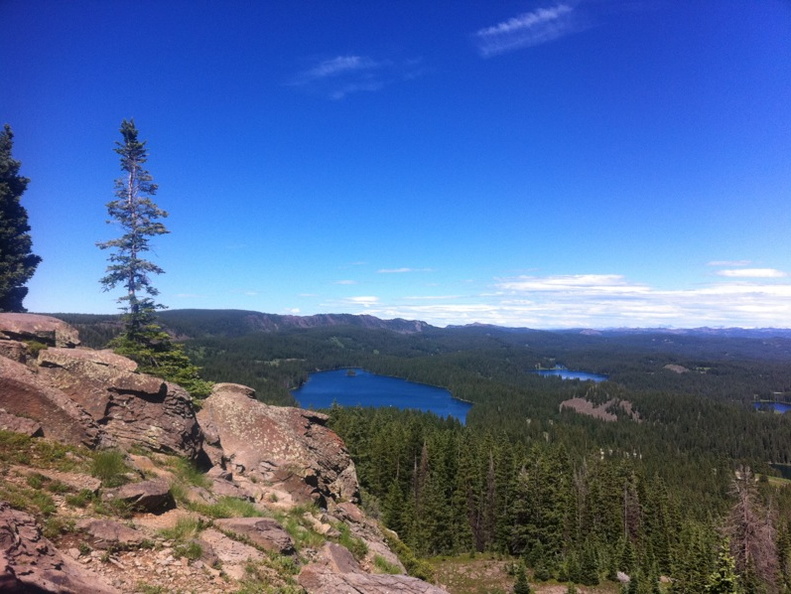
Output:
top-left (292, 369), bottom-right (472, 424)
top-left (534, 370), bottom-right (607, 382)
top-left (754, 402), bottom-right (791, 414)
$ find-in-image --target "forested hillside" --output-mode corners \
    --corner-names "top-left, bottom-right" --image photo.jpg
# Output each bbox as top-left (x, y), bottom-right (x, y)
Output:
top-left (54, 309), bottom-right (791, 592)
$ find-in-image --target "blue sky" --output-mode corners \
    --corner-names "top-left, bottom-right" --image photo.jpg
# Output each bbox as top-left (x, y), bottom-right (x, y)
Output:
top-left (2, 0), bottom-right (790, 328)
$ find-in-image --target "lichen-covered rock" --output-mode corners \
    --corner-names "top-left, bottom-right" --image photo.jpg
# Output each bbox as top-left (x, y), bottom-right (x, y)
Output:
top-left (197, 383), bottom-right (360, 506)
top-left (0, 501), bottom-right (120, 593)
top-left (0, 313), bottom-right (80, 348)
top-left (0, 340), bottom-right (27, 364)
top-left (36, 348), bottom-right (203, 460)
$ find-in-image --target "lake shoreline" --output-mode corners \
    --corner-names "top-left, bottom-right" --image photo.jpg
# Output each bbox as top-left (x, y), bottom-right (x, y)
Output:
top-left (292, 368), bottom-right (473, 423)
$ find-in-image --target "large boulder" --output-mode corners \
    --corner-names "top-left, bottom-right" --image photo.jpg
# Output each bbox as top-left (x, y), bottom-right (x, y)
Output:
top-left (0, 501), bottom-right (120, 593)
top-left (36, 348), bottom-right (204, 460)
top-left (0, 313), bottom-right (80, 348)
top-left (103, 478), bottom-right (176, 514)
top-left (0, 356), bottom-right (104, 448)
top-left (197, 383), bottom-right (360, 506)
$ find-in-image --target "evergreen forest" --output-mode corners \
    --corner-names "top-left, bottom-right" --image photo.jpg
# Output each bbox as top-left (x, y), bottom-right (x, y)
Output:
top-left (55, 309), bottom-right (791, 593)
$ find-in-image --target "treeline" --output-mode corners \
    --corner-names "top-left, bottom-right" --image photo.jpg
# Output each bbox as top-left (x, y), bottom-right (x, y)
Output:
top-left (328, 405), bottom-right (791, 592)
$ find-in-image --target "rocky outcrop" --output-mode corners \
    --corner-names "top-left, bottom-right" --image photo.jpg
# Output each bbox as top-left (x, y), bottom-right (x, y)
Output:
top-left (0, 313), bottom-right (80, 348)
top-left (36, 348), bottom-right (203, 460)
top-left (0, 355), bottom-right (104, 448)
top-left (0, 315), bottom-right (447, 594)
top-left (198, 383), bottom-right (360, 506)
top-left (0, 502), bottom-right (120, 594)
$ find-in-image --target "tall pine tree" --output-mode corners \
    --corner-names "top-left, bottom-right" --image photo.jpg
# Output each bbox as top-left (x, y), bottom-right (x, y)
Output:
top-left (0, 124), bottom-right (41, 312)
top-left (98, 120), bottom-right (210, 398)
top-left (98, 119), bottom-right (168, 335)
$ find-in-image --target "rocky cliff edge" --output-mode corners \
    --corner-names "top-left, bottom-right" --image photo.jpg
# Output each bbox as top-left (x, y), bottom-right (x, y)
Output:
top-left (0, 313), bottom-right (446, 594)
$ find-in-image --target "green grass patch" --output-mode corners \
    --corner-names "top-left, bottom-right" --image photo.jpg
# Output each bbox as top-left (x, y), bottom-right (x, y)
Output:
top-left (381, 527), bottom-right (435, 583)
top-left (159, 516), bottom-right (206, 541)
top-left (91, 450), bottom-right (131, 488)
top-left (165, 456), bottom-right (211, 490)
top-left (65, 489), bottom-right (95, 508)
top-left (0, 481), bottom-right (56, 517)
top-left (0, 430), bottom-right (89, 472)
top-left (173, 539), bottom-right (203, 561)
top-left (335, 522), bottom-right (368, 561)
top-left (190, 496), bottom-right (264, 519)
top-left (271, 504), bottom-right (326, 551)
top-left (373, 554), bottom-right (402, 574)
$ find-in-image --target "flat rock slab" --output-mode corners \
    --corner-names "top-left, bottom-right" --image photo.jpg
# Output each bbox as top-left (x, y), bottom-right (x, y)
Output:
top-left (0, 313), bottom-right (81, 347)
top-left (76, 519), bottom-right (145, 550)
top-left (299, 565), bottom-right (449, 594)
top-left (214, 517), bottom-right (295, 554)
top-left (198, 528), bottom-right (265, 581)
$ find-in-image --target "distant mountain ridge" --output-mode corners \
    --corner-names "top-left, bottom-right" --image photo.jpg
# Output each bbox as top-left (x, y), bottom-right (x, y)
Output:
top-left (157, 309), bottom-right (432, 338)
top-left (52, 309), bottom-right (791, 341)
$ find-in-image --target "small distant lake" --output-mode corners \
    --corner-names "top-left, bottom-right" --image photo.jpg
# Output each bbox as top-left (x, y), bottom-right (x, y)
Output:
top-left (292, 369), bottom-right (472, 424)
top-left (534, 370), bottom-right (607, 382)
top-left (754, 402), bottom-right (791, 414)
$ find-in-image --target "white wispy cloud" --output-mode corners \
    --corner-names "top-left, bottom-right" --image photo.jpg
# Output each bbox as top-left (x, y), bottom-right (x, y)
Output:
top-left (474, 4), bottom-right (586, 57)
top-left (302, 55), bottom-right (379, 80)
top-left (345, 296), bottom-right (379, 306)
top-left (327, 272), bottom-right (791, 329)
top-left (377, 267), bottom-right (433, 274)
top-left (290, 54), bottom-right (423, 99)
top-left (707, 260), bottom-right (752, 267)
top-left (716, 268), bottom-right (788, 278)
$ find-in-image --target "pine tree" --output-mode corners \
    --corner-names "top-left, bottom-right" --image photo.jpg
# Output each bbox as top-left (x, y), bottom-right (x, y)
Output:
top-left (513, 562), bottom-right (532, 594)
top-left (705, 540), bottom-right (741, 593)
top-left (0, 124), bottom-right (41, 312)
top-left (98, 120), bottom-right (210, 398)
top-left (98, 119), bottom-right (168, 333)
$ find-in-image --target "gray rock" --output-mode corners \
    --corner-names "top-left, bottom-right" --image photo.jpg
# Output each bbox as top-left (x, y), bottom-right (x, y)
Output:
top-left (197, 383), bottom-right (360, 506)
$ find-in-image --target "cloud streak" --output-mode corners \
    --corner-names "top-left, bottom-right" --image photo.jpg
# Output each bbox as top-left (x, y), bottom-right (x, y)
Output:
top-left (474, 4), bottom-right (585, 57)
top-left (716, 268), bottom-right (787, 278)
top-left (377, 267), bottom-right (433, 274)
top-left (290, 54), bottom-right (423, 99)
top-left (326, 271), bottom-right (791, 329)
